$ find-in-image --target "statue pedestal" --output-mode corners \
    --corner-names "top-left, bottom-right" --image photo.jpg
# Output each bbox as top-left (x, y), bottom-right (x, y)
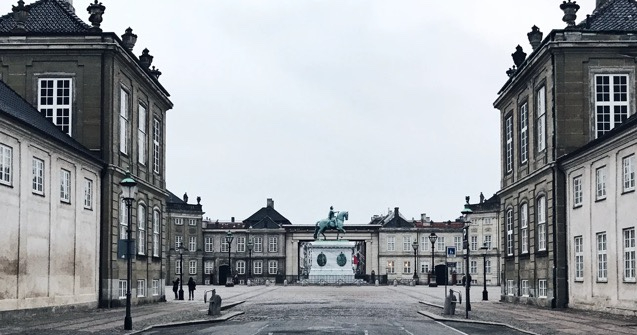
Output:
top-left (308, 240), bottom-right (355, 284)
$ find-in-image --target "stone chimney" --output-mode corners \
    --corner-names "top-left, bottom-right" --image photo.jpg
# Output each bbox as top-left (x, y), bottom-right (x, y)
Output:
top-left (183, 192), bottom-right (188, 203)
top-left (231, 217), bottom-right (235, 222)
top-left (480, 192), bottom-right (485, 204)
top-left (267, 198), bottom-right (274, 208)
top-left (420, 213), bottom-right (431, 224)
top-left (394, 207), bottom-right (399, 218)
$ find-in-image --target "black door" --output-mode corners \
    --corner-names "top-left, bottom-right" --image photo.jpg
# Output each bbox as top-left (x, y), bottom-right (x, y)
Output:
top-left (218, 265), bottom-right (230, 285)
top-left (435, 264), bottom-right (448, 285)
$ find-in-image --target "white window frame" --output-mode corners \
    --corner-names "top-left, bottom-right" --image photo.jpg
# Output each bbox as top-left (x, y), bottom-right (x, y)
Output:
top-left (520, 203), bottom-right (528, 254)
top-left (506, 208), bottom-right (514, 256)
top-left (118, 280), bottom-right (127, 299)
top-left (505, 115), bottom-right (513, 173)
top-left (575, 236), bottom-right (584, 281)
top-left (573, 176), bottom-right (583, 207)
top-left (205, 237), bottom-right (214, 252)
top-left (521, 279), bottom-right (529, 296)
top-left (204, 261), bottom-right (214, 274)
top-left (269, 236), bottom-right (278, 253)
top-left (174, 218), bottom-right (183, 226)
top-left (595, 74), bottom-right (629, 138)
top-left (153, 118), bottom-right (161, 173)
top-left (403, 261), bottom-right (411, 274)
top-left (236, 236), bottom-right (245, 252)
top-left (484, 235), bottom-right (492, 249)
top-left (507, 279), bottom-right (515, 296)
top-left (152, 209), bottom-right (160, 257)
top-left (32, 157), bottom-right (44, 195)
top-left (175, 260), bottom-right (182, 275)
top-left (387, 260), bottom-right (395, 274)
top-left (60, 169), bottom-right (71, 203)
top-left (537, 85), bottom-right (546, 152)
top-left (138, 104), bottom-right (147, 164)
top-left (420, 262), bottom-right (429, 274)
top-left (596, 166), bottom-right (607, 200)
top-left (538, 279), bottom-right (547, 298)
top-left (485, 259), bottom-right (491, 274)
top-left (0, 144), bottom-right (11, 186)
top-left (189, 236), bottom-right (196, 252)
top-left (254, 260), bottom-right (263, 275)
top-left (254, 237), bottom-right (263, 252)
top-left (537, 196), bottom-right (546, 251)
top-left (597, 232), bottom-right (607, 282)
top-left (38, 78), bottom-right (72, 135)
top-left (175, 235), bottom-right (183, 249)
top-left (403, 236), bottom-right (412, 251)
top-left (387, 236), bottom-right (395, 251)
top-left (137, 279), bottom-right (146, 297)
top-left (221, 237), bottom-right (229, 253)
top-left (470, 260), bottom-right (477, 274)
top-left (623, 155), bottom-right (635, 192)
top-left (188, 219), bottom-right (196, 226)
top-left (137, 204), bottom-right (146, 255)
top-left (120, 199), bottom-right (128, 240)
top-left (152, 279), bottom-right (159, 296)
top-left (624, 228), bottom-right (636, 282)
top-left (83, 178), bottom-right (93, 209)
top-left (189, 260), bottom-right (197, 275)
top-left (237, 260), bottom-right (246, 274)
top-left (470, 235), bottom-right (478, 251)
top-left (119, 88), bottom-right (129, 154)
top-left (268, 260), bottom-right (278, 274)
top-left (454, 236), bottom-right (462, 251)
top-left (436, 236), bottom-right (445, 252)
top-left (520, 102), bottom-right (528, 164)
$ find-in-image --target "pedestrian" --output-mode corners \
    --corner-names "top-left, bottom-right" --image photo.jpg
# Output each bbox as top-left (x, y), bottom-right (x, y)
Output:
top-left (187, 277), bottom-right (196, 300)
top-left (172, 277), bottom-right (179, 300)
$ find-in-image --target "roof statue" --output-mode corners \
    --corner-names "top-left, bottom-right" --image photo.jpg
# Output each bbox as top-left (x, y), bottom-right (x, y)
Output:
top-left (314, 206), bottom-right (349, 240)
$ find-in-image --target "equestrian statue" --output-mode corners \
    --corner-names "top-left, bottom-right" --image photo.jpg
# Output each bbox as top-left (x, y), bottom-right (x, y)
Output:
top-left (314, 206), bottom-right (348, 240)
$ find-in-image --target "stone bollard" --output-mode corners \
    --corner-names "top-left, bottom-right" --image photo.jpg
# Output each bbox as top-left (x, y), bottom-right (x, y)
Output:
top-left (265, 280), bottom-right (271, 286)
top-left (375, 280), bottom-right (379, 286)
top-left (247, 279), bottom-right (252, 287)
top-left (284, 279), bottom-right (288, 286)
top-left (410, 280), bottom-right (415, 286)
top-left (393, 279), bottom-right (398, 287)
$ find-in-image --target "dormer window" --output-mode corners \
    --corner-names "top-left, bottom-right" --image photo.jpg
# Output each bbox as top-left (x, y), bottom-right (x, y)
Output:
top-left (595, 74), bottom-right (629, 138)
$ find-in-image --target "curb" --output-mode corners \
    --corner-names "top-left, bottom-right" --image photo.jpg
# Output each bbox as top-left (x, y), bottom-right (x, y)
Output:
top-left (417, 305), bottom-right (540, 335)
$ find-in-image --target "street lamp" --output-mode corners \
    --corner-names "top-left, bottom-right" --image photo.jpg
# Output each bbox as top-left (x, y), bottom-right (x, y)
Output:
top-left (461, 199), bottom-right (473, 318)
top-left (428, 233), bottom-right (438, 287)
top-left (225, 231), bottom-right (234, 287)
top-left (412, 240), bottom-right (419, 282)
top-left (480, 243), bottom-right (489, 301)
top-left (119, 171), bottom-right (137, 331)
top-left (247, 239), bottom-right (253, 280)
top-left (177, 245), bottom-right (185, 300)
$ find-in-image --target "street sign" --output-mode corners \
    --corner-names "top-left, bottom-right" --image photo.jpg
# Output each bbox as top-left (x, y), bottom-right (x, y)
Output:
top-left (446, 246), bottom-right (456, 258)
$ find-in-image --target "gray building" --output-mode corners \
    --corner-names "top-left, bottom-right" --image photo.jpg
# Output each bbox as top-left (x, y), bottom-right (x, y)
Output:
top-left (165, 192), bottom-right (204, 286)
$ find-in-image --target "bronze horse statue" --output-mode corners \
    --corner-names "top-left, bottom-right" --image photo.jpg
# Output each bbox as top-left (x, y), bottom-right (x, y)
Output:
top-left (314, 211), bottom-right (348, 240)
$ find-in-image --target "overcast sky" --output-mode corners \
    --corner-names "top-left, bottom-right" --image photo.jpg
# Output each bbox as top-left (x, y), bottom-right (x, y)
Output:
top-left (98, 0), bottom-right (595, 224)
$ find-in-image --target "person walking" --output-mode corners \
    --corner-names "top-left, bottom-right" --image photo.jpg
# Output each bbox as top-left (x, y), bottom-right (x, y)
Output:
top-left (187, 277), bottom-right (196, 300)
top-left (172, 278), bottom-right (179, 300)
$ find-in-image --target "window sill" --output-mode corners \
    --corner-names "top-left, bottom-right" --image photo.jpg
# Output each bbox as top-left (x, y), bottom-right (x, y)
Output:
top-left (596, 279), bottom-right (608, 283)
top-left (622, 188), bottom-right (635, 195)
top-left (1, 183), bottom-right (13, 188)
top-left (574, 279), bottom-right (584, 283)
top-left (623, 279), bottom-right (636, 283)
top-left (595, 197), bottom-right (607, 203)
top-left (32, 191), bottom-right (45, 197)
top-left (573, 204), bottom-right (582, 209)
top-left (535, 250), bottom-right (548, 257)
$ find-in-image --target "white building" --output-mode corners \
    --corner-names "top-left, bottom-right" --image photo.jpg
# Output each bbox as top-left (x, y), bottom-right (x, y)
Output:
top-left (561, 116), bottom-right (637, 315)
top-left (0, 80), bottom-right (102, 311)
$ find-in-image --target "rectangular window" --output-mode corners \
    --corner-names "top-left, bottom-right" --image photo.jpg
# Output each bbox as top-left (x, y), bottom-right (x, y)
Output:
top-left (175, 235), bottom-right (183, 249)
top-left (437, 236), bottom-right (445, 252)
top-left (623, 155), bottom-right (635, 192)
top-left (521, 280), bottom-right (529, 296)
top-left (268, 260), bottom-right (278, 274)
top-left (538, 279), bottom-right (547, 298)
top-left (237, 237), bottom-right (246, 252)
top-left (204, 261), bottom-right (214, 274)
top-left (188, 219), bottom-right (196, 226)
top-left (420, 262), bottom-right (429, 274)
top-left (60, 169), bottom-right (71, 203)
top-left (575, 236), bottom-right (584, 281)
top-left (189, 260), bottom-right (197, 275)
top-left (521, 203), bottom-right (528, 254)
top-left (119, 88), bottom-right (129, 154)
top-left (32, 157), bottom-right (44, 195)
top-left (403, 261), bottom-right (411, 273)
top-left (520, 102), bottom-right (528, 163)
top-left (38, 78), bottom-right (72, 135)
top-left (506, 209), bottom-right (514, 256)
top-left (83, 178), bottom-right (93, 209)
top-left (138, 205), bottom-right (146, 255)
top-left (254, 260), bottom-right (263, 275)
top-left (189, 236), bottom-right (196, 252)
top-left (573, 176), bottom-right (583, 207)
top-left (624, 228), bottom-right (636, 281)
top-left (153, 118), bottom-right (161, 173)
top-left (387, 236), bottom-right (395, 251)
top-left (254, 237), bottom-right (263, 252)
top-left (174, 218), bottom-right (183, 225)
top-left (485, 259), bottom-right (491, 274)
top-left (119, 280), bottom-right (127, 299)
top-left (176, 260), bottom-right (182, 275)
top-left (505, 115), bottom-right (513, 173)
top-left (403, 236), bottom-right (412, 251)
top-left (470, 260), bottom-right (477, 274)
top-left (120, 199), bottom-right (128, 240)
top-left (484, 235), bottom-right (492, 249)
top-left (507, 279), bottom-right (515, 296)
top-left (137, 279), bottom-right (146, 297)
top-left (205, 237), bottom-right (214, 252)
top-left (153, 210), bottom-right (160, 257)
top-left (237, 260), bottom-right (245, 274)
top-left (138, 104), bottom-right (147, 164)
top-left (269, 236), bottom-right (278, 253)
top-left (596, 166), bottom-right (607, 200)
top-left (152, 279), bottom-right (159, 296)
top-left (597, 232), bottom-right (607, 281)
top-left (537, 86), bottom-right (546, 152)
top-left (595, 74), bottom-right (629, 138)
top-left (454, 236), bottom-right (462, 251)
top-left (221, 237), bottom-right (229, 252)
top-left (387, 260), bottom-right (395, 274)
top-left (470, 235), bottom-right (478, 251)
top-left (537, 196), bottom-right (546, 251)
top-left (0, 144), bottom-right (11, 186)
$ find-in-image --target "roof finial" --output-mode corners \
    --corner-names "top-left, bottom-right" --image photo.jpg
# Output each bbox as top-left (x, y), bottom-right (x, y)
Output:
top-left (12, 0), bottom-right (31, 33)
top-left (87, 0), bottom-right (105, 32)
top-left (560, 1), bottom-right (580, 28)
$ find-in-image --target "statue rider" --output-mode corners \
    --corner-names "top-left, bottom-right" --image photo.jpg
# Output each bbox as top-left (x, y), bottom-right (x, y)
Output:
top-left (328, 206), bottom-right (338, 229)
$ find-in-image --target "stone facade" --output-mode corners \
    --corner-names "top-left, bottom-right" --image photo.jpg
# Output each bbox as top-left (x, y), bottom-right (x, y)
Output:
top-left (165, 192), bottom-right (204, 286)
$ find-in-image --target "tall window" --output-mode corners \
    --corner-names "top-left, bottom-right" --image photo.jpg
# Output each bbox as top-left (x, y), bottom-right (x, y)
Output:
top-left (38, 78), bottom-right (72, 134)
top-left (470, 260), bottom-right (477, 274)
top-left (236, 260), bottom-right (245, 274)
top-left (205, 237), bottom-right (214, 252)
top-left (118, 280), bottom-right (127, 299)
top-left (221, 237), bottom-right (229, 252)
top-left (403, 236), bottom-right (412, 251)
top-left (137, 279), bottom-right (146, 297)
top-left (268, 260), bottom-right (278, 274)
top-left (175, 260), bottom-right (182, 275)
top-left (573, 176), bottom-right (583, 207)
top-left (597, 232), bottom-right (607, 281)
top-left (623, 155), bottom-right (635, 192)
top-left (520, 203), bottom-right (528, 254)
top-left (537, 196), bottom-right (546, 251)
top-left (387, 236), bottom-right (395, 251)
top-left (189, 260), bottom-right (197, 275)
top-left (120, 199), bottom-right (128, 240)
top-left (204, 261), bottom-right (214, 274)
top-left (138, 104), bottom-right (147, 164)
top-left (507, 279), bottom-right (515, 296)
top-left (470, 235), bottom-right (478, 251)
top-left (152, 279), bottom-right (159, 296)
top-left (387, 260), bottom-right (395, 274)
top-left (0, 144), bottom-right (11, 186)
top-left (596, 166), bottom-right (607, 200)
top-left (60, 169), bottom-right (71, 203)
top-left (236, 237), bottom-right (245, 252)
top-left (519, 102), bottom-right (528, 164)
top-left (575, 236), bottom-right (584, 281)
top-left (484, 235), bottom-right (492, 249)
top-left (485, 259), bottom-right (491, 274)
top-left (138, 204), bottom-right (146, 255)
top-left (269, 236), bottom-right (278, 252)
top-left (437, 236), bottom-right (445, 252)
top-left (189, 236), bottom-right (196, 252)
top-left (538, 279), bottom-right (547, 298)
top-left (505, 115), bottom-right (513, 173)
top-left (254, 237), bottom-right (263, 252)
top-left (175, 235), bottom-right (183, 249)
top-left (506, 208), bottom-right (514, 256)
top-left (420, 262), bottom-right (429, 274)
top-left (624, 228), bottom-right (636, 281)
top-left (153, 210), bottom-right (160, 257)
top-left (521, 280), bottom-right (529, 296)
top-left (403, 261), bottom-right (411, 273)
top-left (537, 85), bottom-right (546, 152)
top-left (595, 74), bottom-right (629, 138)
top-left (119, 88), bottom-right (129, 154)
top-left (454, 236), bottom-right (462, 251)
top-left (32, 157), bottom-right (44, 195)
top-left (153, 118), bottom-right (161, 173)
top-left (254, 260), bottom-right (263, 274)
top-left (84, 178), bottom-right (93, 209)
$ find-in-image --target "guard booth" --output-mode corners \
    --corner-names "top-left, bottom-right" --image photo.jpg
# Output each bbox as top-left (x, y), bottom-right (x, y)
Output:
top-left (435, 264), bottom-right (448, 285)
top-left (218, 265), bottom-right (230, 286)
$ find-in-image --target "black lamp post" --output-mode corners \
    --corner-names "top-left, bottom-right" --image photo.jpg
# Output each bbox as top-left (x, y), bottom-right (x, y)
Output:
top-left (247, 239), bottom-right (253, 280)
top-left (178, 245), bottom-right (185, 300)
top-left (428, 233), bottom-right (438, 287)
top-left (480, 243), bottom-right (489, 301)
top-left (119, 171), bottom-right (137, 331)
top-left (461, 200), bottom-right (473, 318)
top-left (225, 231), bottom-right (234, 287)
top-left (412, 240), bottom-right (419, 282)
